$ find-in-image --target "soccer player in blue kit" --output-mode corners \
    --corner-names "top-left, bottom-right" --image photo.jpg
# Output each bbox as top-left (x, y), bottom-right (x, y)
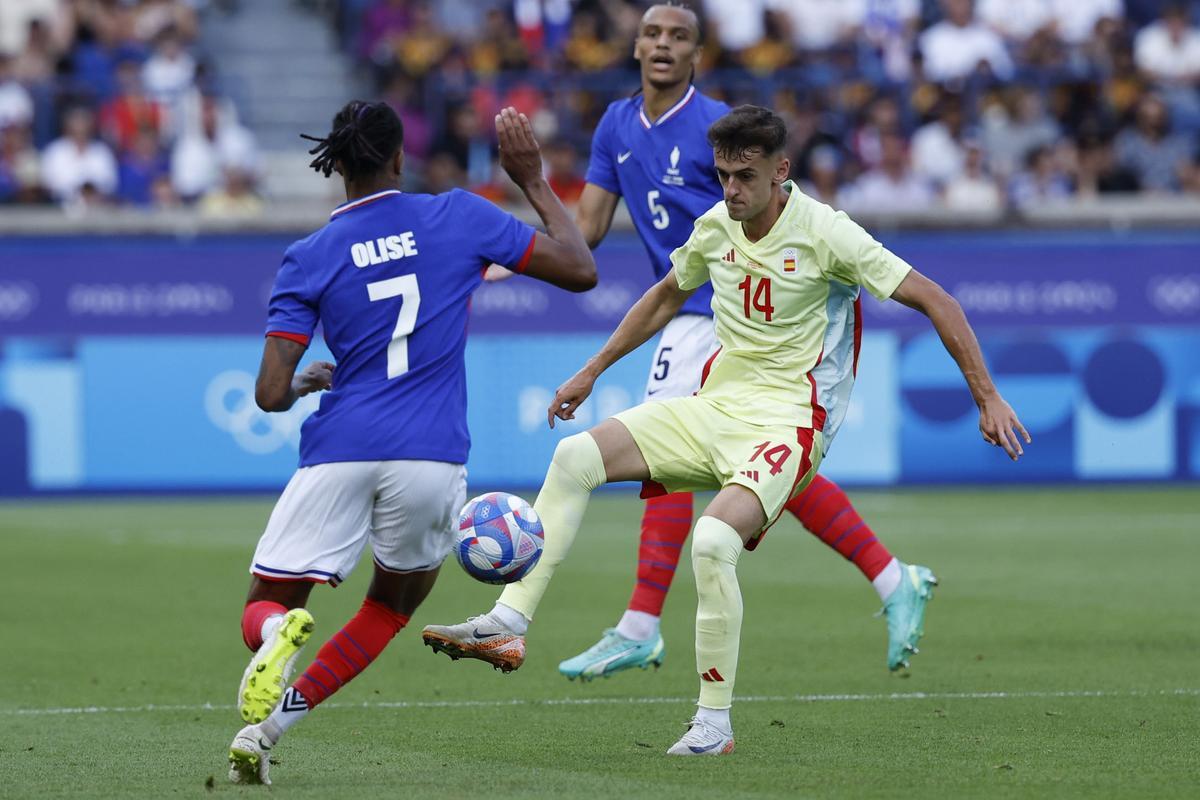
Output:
top-left (536, 3), bottom-right (936, 681)
top-left (225, 101), bottom-right (595, 785)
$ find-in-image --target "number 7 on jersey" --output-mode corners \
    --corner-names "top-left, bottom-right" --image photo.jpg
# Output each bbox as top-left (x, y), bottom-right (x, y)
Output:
top-left (367, 274), bottom-right (421, 378)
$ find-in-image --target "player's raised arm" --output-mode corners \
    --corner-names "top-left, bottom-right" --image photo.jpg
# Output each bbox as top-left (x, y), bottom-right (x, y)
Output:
top-left (575, 182), bottom-right (620, 249)
top-left (255, 336), bottom-right (334, 412)
top-left (890, 270), bottom-right (1031, 460)
top-left (495, 107), bottom-right (597, 292)
top-left (548, 269), bottom-right (694, 427)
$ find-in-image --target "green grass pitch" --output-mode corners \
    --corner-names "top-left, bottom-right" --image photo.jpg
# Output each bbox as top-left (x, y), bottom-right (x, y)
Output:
top-left (1, 487), bottom-right (1198, 799)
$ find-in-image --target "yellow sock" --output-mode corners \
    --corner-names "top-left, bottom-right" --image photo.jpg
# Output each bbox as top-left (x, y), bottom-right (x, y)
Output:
top-left (692, 515), bottom-right (743, 710)
top-left (498, 432), bottom-right (606, 620)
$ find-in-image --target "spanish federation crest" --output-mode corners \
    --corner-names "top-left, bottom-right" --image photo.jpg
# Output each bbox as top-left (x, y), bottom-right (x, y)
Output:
top-left (783, 247), bottom-right (798, 273)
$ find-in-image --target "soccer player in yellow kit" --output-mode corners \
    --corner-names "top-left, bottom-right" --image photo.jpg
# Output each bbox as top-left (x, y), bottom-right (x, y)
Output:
top-left (424, 105), bottom-right (1029, 756)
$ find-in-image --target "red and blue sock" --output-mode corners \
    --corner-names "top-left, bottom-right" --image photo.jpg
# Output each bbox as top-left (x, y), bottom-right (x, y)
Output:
top-left (785, 474), bottom-right (893, 581)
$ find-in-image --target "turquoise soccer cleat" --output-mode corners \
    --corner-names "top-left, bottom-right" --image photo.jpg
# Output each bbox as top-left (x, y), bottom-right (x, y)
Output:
top-left (558, 628), bottom-right (665, 681)
top-left (881, 563), bottom-right (938, 671)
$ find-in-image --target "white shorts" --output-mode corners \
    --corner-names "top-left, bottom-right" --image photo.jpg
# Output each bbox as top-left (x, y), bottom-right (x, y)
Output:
top-left (642, 313), bottom-right (718, 403)
top-left (251, 460), bottom-right (467, 586)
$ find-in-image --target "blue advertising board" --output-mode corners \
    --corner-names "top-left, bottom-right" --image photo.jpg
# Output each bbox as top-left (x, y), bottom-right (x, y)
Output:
top-left (1, 230), bottom-right (1198, 493)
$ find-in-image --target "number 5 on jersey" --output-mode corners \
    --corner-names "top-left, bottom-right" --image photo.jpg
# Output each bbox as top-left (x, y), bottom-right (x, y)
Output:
top-left (367, 274), bottom-right (421, 378)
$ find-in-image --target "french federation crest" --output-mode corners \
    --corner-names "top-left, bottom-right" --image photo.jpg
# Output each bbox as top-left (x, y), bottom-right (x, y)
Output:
top-left (663, 145), bottom-right (685, 186)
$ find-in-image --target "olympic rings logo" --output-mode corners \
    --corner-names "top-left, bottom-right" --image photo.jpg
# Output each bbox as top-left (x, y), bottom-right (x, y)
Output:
top-left (0, 282), bottom-right (38, 321)
top-left (204, 370), bottom-right (319, 455)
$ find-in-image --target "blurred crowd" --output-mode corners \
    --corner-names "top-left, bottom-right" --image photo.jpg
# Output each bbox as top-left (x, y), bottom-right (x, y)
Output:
top-left (0, 0), bottom-right (260, 215)
top-left (3, 0), bottom-right (1199, 215)
top-left (336, 0), bottom-right (1200, 213)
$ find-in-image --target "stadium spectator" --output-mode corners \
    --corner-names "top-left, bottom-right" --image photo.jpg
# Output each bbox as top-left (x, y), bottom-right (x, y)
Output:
top-left (798, 144), bottom-right (842, 207)
top-left (944, 137), bottom-right (1003, 212)
top-left (981, 87), bottom-right (1061, 179)
top-left (767, 0), bottom-right (862, 53)
top-left (1074, 130), bottom-right (1141, 196)
top-left (0, 122), bottom-right (42, 203)
top-left (1053, 0), bottom-right (1125, 47)
top-left (117, 127), bottom-right (169, 206)
top-left (0, 55), bottom-right (34, 130)
top-left (911, 92), bottom-right (968, 187)
top-left (359, 0), bottom-right (410, 63)
top-left (1115, 93), bottom-right (1195, 192)
top-left (100, 59), bottom-right (163, 154)
top-left (12, 17), bottom-right (63, 86)
top-left (544, 138), bottom-right (584, 204)
top-left (434, 0), bottom-right (503, 42)
top-left (702, 0), bottom-right (768, 60)
top-left (423, 151), bottom-right (466, 194)
top-left (381, 74), bottom-right (432, 161)
top-left (860, 0), bottom-right (921, 81)
top-left (1135, 3), bottom-right (1200, 80)
top-left (841, 131), bottom-right (936, 213)
top-left (1008, 144), bottom-right (1073, 207)
top-left (919, 0), bottom-right (1014, 83)
top-left (564, 10), bottom-right (623, 72)
top-left (852, 94), bottom-right (903, 170)
top-left (133, 0), bottom-right (198, 44)
top-left (0, 0), bottom-right (60, 57)
top-left (465, 8), bottom-right (531, 75)
top-left (387, 1), bottom-right (453, 78)
top-left (40, 106), bottom-right (117, 203)
top-left (170, 94), bottom-right (257, 200)
top-left (1134, 3), bottom-right (1200, 128)
top-left (199, 166), bottom-right (263, 218)
top-left (978, 0), bottom-right (1054, 42)
top-left (142, 27), bottom-right (197, 109)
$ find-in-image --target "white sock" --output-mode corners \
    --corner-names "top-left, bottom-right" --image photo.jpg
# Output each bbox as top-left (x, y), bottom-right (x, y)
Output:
top-left (615, 609), bottom-right (660, 641)
top-left (872, 558), bottom-right (902, 601)
top-left (696, 704), bottom-right (731, 733)
top-left (260, 614), bottom-right (284, 646)
top-left (259, 686), bottom-right (309, 744)
top-left (490, 602), bottom-right (529, 635)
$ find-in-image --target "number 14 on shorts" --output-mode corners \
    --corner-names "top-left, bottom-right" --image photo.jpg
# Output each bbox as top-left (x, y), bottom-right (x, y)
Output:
top-left (748, 441), bottom-right (791, 475)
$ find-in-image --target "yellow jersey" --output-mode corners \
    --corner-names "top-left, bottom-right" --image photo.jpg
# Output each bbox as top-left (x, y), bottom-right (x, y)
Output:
top-left (670, 181), bottom-right (912, 438)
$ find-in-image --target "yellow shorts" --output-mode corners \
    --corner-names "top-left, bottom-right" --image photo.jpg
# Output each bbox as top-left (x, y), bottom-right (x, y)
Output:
top-left (613, 395), bottom-right (823, 549)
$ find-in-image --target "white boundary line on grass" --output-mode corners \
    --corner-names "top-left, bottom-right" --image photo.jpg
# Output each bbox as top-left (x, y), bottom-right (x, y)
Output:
top-left (3, 688), bottom-right (1197, 718)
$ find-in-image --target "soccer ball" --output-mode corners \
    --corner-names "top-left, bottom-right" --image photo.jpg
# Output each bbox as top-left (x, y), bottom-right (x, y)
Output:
top-left (454, 492), bottom-right (544, 584)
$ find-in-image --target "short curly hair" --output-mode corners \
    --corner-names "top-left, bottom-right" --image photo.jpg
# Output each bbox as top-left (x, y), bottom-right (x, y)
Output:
top-left (706, 105), bottom-right (787, 163)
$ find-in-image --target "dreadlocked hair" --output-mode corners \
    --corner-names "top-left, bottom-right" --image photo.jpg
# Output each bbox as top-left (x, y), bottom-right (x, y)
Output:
top-left (300, 100), bottom-right (404, 180)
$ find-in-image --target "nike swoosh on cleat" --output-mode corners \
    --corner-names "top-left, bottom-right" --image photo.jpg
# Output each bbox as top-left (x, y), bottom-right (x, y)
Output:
top-left (472, 628), bottom-right (497, 639)
top-left (688, 739), bottom-right (727, 754)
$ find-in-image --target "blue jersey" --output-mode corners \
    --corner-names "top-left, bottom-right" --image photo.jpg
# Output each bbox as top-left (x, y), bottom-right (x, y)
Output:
top-left (585, 85), bottom-right (728, 317)
top-left (266, 189), bottom-right (536, 467)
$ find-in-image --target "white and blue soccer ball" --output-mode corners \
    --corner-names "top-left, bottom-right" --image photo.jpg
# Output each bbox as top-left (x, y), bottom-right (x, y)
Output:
top-left (455, 492), bottom-right (544, 585)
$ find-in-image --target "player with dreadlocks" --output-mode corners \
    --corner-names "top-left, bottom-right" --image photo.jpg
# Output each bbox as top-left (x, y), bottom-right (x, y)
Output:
top-left (225, 100), bottom-right (595, 785)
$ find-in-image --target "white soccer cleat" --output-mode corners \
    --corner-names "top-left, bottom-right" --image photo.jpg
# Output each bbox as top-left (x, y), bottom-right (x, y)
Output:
top-left (238, 608), bottom-right (314, 724)
top-left (666, 717), bottom-right (736, 756)
top-left (421, 614), bottom-right (525, 673)
top-left (228, 724), bottom-right (273, 785)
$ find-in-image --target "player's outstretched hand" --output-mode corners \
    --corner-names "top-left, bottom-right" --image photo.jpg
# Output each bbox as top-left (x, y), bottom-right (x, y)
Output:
top-left (495, 106), bottom-right (542, 189)
top-left (547, 367), bottom-right (597, 429)
top-left (292, 361), bottom-right (335, 397)
top-left (978, 393), bottom-right (1031, 461)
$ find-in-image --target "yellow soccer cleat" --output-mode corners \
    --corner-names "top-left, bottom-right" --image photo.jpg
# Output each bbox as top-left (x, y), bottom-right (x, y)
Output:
top-left (238, 608), bottom-right (314, 724)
